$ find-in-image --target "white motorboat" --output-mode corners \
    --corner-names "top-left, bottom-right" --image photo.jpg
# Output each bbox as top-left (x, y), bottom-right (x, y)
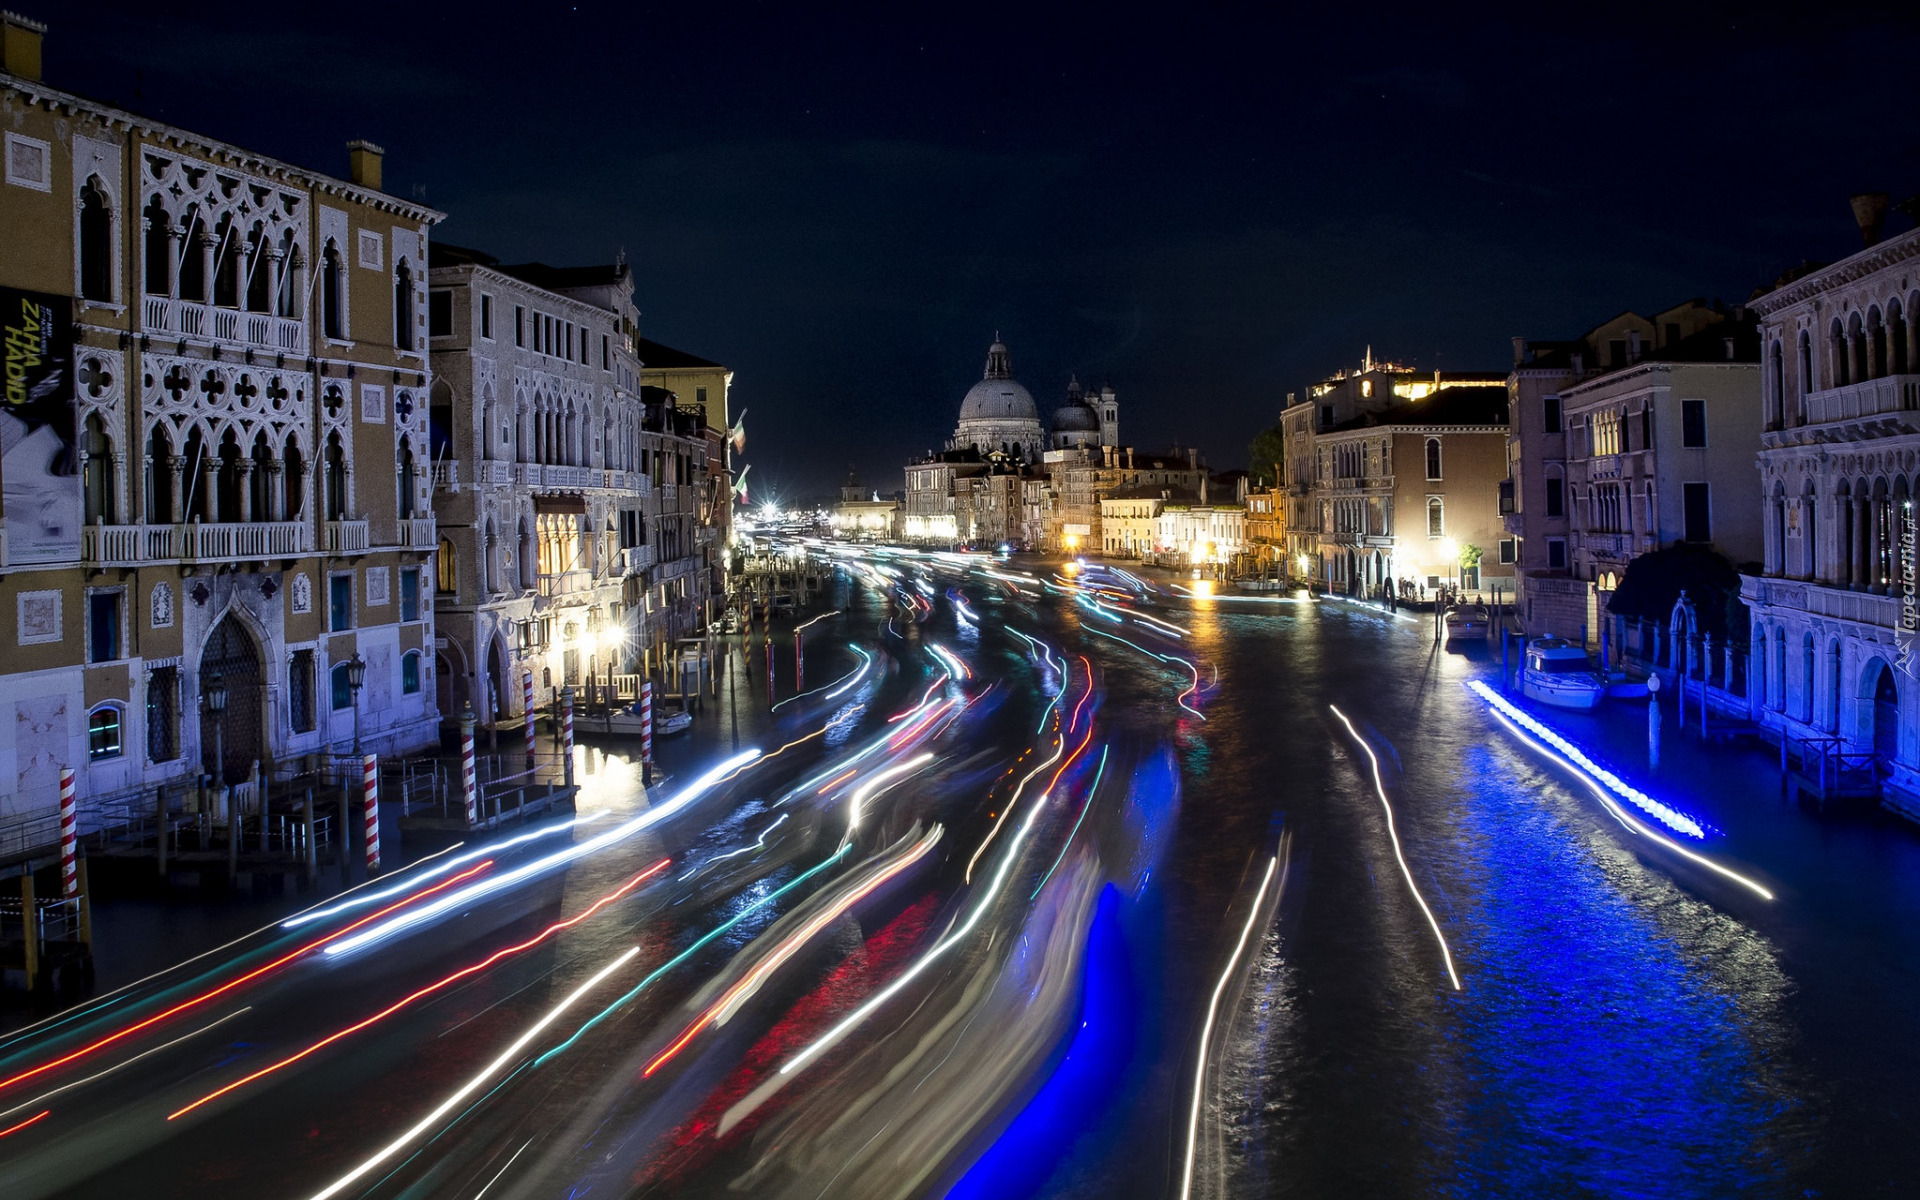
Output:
top-left (1520, 638), bottom-right (1607, 710)
top-left (1445, 604), bottom-right (1490, 643)
top-left (593, 703), bottom-right (693, 736)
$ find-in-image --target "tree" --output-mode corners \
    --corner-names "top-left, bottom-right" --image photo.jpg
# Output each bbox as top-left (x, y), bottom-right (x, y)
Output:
top-left (1608, 546), bottom-right (1746, 639)
top-left (1247, 423), bottom-right (1285, 486)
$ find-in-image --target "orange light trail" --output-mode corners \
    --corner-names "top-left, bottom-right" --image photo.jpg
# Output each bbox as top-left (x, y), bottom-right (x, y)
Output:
top-left (0, 1109), bottom-right (50, 1138)
top-left (817, 767), bottom-right (861, 794)
top-left (0, 861), bottom-right (492, 1096)
top-left (166, 858), bottom-right (670, 1121)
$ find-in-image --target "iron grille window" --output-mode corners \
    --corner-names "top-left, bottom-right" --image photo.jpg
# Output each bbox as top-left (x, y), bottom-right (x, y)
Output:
top-left (289, 650), bottom-right (316, 733)
top-left (147, 666), bottom-right (179, 761)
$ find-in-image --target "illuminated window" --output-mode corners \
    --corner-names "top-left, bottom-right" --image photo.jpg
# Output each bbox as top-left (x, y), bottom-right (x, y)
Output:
top-left (402, 650), bottom-right (421, 695)
top-left (88, 706), bottom-right (123, 760)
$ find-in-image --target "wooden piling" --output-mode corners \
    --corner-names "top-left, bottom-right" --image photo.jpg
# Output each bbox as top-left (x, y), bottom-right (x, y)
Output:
top-left (20, 873), bottom-right (37, 994)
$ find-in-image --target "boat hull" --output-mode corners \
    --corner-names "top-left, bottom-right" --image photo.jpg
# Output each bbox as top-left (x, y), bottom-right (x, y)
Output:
top-left (1521, 674), bottom-right (1606, 710)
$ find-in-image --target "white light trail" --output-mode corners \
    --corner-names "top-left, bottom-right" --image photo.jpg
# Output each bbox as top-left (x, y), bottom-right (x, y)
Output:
top-left (772, 801), bottom-right (1049, 1082)
top-left (305, 947), bottom-right (641, 1200)
top-left (322, 751), bottom-right (762, 958)
top-left (1329, 705), bottom-right (1463, 991)
top-left (1181, 855), bottom-right (1279, 1200)
top-left (848, 753), bottom-right (937, 835)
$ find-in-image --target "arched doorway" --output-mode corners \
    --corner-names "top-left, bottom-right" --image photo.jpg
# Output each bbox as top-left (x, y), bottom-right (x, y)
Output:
top-left (1872, 663), bottom-right (1900, 764)
top-left (199, 614), bottom-right (264, 784)
top-left (486, 635), bottom-right (509, 726)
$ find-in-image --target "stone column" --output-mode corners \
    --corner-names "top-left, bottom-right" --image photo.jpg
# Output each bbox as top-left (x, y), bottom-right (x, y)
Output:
top-left (236, 462), bottom-right (253, 522)
top-left (1854, 495), bottom-right (1870, 590)
top-left (1868, 496), bottom-right (1884, 593)
top-left (266, 461), bottom-right (284, 521)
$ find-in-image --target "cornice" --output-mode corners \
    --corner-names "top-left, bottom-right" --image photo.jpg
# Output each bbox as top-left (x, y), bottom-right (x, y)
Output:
top-left (1, 72), bottom-right (445, 225)
top-left (1751, 228), bottom-right (1920, 316)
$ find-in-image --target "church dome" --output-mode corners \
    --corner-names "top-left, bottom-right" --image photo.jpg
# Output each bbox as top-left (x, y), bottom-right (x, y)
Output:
top-left (956, 339), bottom-right (1038, 423)
top-left (960, 377), bottom-right (1039, 423)
top-left (1052, 398), bottom-right (1098, 432)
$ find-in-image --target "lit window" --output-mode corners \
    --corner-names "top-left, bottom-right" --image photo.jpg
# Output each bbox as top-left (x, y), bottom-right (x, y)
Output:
top-left (88, 706), bottom-right (122, 760)
top-left (402, 651), bottom-right (421, 695)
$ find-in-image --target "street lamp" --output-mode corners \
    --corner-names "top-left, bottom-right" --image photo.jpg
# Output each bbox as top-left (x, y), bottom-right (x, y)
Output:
top-left (346, 652), bottom-right (367, 753)
top-left (203, 673), bottom-right (227, 787)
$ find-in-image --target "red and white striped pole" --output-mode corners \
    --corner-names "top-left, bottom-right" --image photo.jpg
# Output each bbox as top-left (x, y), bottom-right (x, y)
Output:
top-left (560, 688), bottom-right (575, 786)
top-left (58, 766), bottom-right (78, 898)
top-left (362, 753), bottom-right (381, 874)
top-left (639, 681), bottom-right (654, 767)
top-left (459, 709), bottom-right (478, 827)
top-left (523, 669), bottom-right (536, 767)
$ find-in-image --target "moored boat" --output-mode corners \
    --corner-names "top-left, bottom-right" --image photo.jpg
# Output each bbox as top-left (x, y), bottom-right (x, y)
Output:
top-left (1521, 638), bottom-right (1607, 710)
top-left (1445, 603), bottom-right (1490, 643)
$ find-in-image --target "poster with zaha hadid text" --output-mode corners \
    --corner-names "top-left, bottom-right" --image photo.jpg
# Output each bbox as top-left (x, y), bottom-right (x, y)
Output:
top-left (1, 286), bottom-right (79, 564)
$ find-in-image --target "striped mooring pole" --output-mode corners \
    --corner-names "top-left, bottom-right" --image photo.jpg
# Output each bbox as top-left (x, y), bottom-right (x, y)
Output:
top-left (523, 669), bottom-right (537, 767)
top-left (58, 766), bottom-right (78, 898)
top-left (639, 681), bottom-right (654, 767)
top-left (459, 707), bottom-right (478, 827)
top-left (560, 688), bottom-right (576, 786)
top-left (362, 752), bottom-right (381, 874)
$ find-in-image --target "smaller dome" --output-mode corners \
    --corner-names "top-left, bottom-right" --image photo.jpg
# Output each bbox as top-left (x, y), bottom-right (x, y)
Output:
top-left (1052, 400), bottom-right (1098, 432)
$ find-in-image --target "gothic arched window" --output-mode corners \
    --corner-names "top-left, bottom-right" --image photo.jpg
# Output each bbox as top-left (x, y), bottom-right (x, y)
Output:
top-left (79, 178), bottom-right (113, 303)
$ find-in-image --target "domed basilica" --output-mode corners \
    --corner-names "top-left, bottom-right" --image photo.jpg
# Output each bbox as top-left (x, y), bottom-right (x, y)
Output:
top-left (947, 338), bottom-right (1117, 460)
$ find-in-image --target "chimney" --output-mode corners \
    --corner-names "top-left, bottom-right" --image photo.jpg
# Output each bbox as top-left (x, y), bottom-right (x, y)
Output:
top-left (347, 140), bottom-right (385, 191)
top-left (1127, 447), bottom-right (1134, 469)
top-left (1187, 447), bottom-right (1198, 470)
top-left (1, 11), bottom-right (45, 81)
top-left (1511, 336), bottom-right (1527, 367)
top-left (1851, 192), bottom-right (1890, 247)
top-left (1571, 351), bottom-right (1584, 376)
top-left (1201, 475), bottom-right (1208, 504)
top-left (1627, 330), bottom-right (1642, 362)
top-left (1724, 336), bottom-right (1736, 361)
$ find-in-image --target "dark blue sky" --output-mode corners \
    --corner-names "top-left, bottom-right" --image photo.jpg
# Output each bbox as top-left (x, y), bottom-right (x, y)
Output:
top-left (52, 1), bottom-right (1920, 499)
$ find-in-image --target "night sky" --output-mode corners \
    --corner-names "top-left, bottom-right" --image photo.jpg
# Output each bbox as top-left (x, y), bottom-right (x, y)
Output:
top-left (48, 2), bottom-right (1920, 500)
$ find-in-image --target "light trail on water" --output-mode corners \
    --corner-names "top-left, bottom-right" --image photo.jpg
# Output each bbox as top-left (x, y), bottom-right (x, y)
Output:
top-left (1329, 705), bottom-right (1463, 991)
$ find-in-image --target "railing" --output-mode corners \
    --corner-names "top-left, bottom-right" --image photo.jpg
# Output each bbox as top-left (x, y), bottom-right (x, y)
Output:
top-left (430, 461), bottom-right (459, 492)
top-left (613, 673), bottom-right (641, 700)
top-left (1805, 374), bottom-right (1920, 426)
top-left (184, 521), bottom-right (305, 560)
top-left (1805, 584), bottom-right (1900, 629)
top-left (1784, 735), bottom-right (1882, 801)
top-left (482, 461), bottom-right (514, 485)
top-left (544, 465), bottom-right (593, 489)
top-left (396, 516), bottom-right (437, 549)
top-left (619, 546), bottom-right (654, 575)
top-left (325, 519), bottom-right (370, 554)
top-left (84, 521), bottom-right (303, 563)
top-left (538, 570), bottom-right (592, 598)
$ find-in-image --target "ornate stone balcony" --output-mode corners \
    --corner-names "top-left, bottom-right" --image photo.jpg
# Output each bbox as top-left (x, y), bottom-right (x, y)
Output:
top-left (395, 517), bottom-right (437, 550)
top-left (429, 461), bottom-right (459, 492)
top-left (83, 520), bottom-right (306, 564)
top-left (324, 519), bottom-right (370, 554)
top-left (1807, 374), bottom-right (1920, 425)
top-left (142, 296), bottom-right (307, 356)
